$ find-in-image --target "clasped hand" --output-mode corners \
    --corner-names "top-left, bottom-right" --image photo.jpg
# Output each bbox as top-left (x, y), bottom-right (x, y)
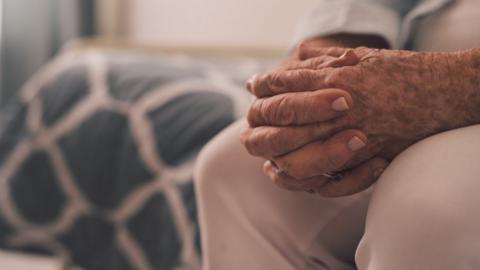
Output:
top-left (241, 45), bottom-right (471, 197)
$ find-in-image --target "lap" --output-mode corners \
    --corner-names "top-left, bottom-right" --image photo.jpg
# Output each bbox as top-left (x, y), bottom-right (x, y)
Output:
top-left (196, 119), bottom-right (370, 269)
top-left (198, 120), bottom-right (480, 270)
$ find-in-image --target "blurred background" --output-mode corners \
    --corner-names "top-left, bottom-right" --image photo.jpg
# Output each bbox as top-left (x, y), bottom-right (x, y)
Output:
top-left (0, 0), bottom-right (318, 104)
top-left (0, 1), bottom-right (319, 269)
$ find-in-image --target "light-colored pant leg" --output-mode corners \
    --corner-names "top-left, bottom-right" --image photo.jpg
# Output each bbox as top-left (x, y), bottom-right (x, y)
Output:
top-left (356, 125), bottom-right (480, 270)
top-left (355, 0), bottom-right (480, 268)
top-left (412, 0), bottom-right (480, 52)
top-left (196, 122), bottom-right (480, 270)
top-left (195, 120), bottom-right (371, 270)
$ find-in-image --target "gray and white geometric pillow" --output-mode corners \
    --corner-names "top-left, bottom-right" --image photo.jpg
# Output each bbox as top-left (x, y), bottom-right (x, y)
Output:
top-left (0, 50), bottom-right (274, 270)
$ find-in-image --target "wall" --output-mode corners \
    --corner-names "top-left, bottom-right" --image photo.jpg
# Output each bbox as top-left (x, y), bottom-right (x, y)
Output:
top-left (96, 0), bottom-right (128, 37)
top-left (126, 0), bottom-right (319, 51)
top-left (0, 0), bottom-right (3, 99)
top-left (1, 0), bottom-right (54, 103)
top-left (0, 0), bottom-right (94, 104)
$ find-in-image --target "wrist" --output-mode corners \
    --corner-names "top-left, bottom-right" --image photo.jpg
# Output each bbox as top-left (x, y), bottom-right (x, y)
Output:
top-left (443, 49), bottom-right (480, 127)
top-left (459, 48), bottom-right (480, 82)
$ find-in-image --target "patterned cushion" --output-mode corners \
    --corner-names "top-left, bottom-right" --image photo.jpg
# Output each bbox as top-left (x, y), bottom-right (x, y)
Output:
top-left (0, 50), bottom-right (273, 269)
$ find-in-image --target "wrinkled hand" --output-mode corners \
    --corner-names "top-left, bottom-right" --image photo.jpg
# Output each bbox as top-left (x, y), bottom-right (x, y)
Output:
top-left (241, 46), bottom-right (480, 197)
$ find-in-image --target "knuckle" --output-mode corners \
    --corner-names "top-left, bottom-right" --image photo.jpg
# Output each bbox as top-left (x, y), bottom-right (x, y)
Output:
top-left (259, 99), bottom-right (276, 124)
top-left (248, 98), bottom-right (277, 126)
top-left (246, 102), bottom-right (261, 126)
top-left (248, 128), bottom-right (302, 158)
top-left (267, 72), bottom-right (286, 90)
top-left (305, 57), bottom-right (323, 68)
top-left (239, 128), bottom-right (250, 146)
top-left (277, 158), bottom-right (305, 180)
top-left (324, 68), bottom-right (343, 87)
top-left (266, 129), bottom-right (287, 156)
top-left (257, 96), bottom-right (295, 126)
top-left (257, 98), bottom-right (270, 117)
top-left (250, 73), bottom-right (264, 96)
top-left (296, 69), bottom-right (315, 83)
top-left (355, 46), bottom-right (371, 56)
top-left (243, 141), bottom-right (258, 156)
top-left (239, 129), bottom-right (257, 155)
top-left (312, 56), bottom-right (333, 68)
top-left (248, 128), bottom-right (287, 158)
top-left (249, 130), bottom-right (280, 157)
top-left (275, 96), bottom-right (296, 125)
top-left (245, 134), bottom-right (269, 157)
top-left (296, 41), bottom-right (314, 60)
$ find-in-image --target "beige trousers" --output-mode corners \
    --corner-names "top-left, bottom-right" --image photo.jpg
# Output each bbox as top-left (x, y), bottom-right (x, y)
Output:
top-left (195, 1), bottom-right (480, 269)
top-left (196, 120), bottom-right (480, 270)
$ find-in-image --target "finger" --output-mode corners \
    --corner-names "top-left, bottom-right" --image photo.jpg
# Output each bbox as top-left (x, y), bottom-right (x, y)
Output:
top-left (285, 50), bottom-right (360, 71)
top-left (315, 49), bottom-right (359, 68)
top-left (279, 55), bottom-right (336, 70)
top-left (274, 129), bottom-right (367, 180)
top-left (248, 68), bottom-right (338, 98)
top-left (263, 160), bottom-right (328, 191)
top-left (297, 46), bottom-right (348, 60)
top-left (317, 157), bottom-right (388, 197)
top-left (247, 89), bottom-right (352, 127)
top-left (241, 121), bottom-right (341, 158)
top-left (245, 48), bottom-right (362, 96)
top-left (263, 160), bottom-right (304, 191)
top-left (269, 55), bottom-right (334, 72)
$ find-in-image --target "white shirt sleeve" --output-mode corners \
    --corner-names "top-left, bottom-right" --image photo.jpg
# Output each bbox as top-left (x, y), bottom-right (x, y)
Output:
top-left (291, 0), bottom-right (421, 49)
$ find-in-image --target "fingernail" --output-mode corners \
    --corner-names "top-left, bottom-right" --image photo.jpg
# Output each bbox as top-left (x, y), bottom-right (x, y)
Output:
top-left (332, 97), bottom-right (349, 111)
top-left (348, 136), bottom-right (366, 151)
top-left (373, 168), bottom-right (385, 179)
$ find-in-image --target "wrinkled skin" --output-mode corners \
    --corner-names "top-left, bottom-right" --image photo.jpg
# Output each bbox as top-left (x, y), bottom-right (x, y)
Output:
top-left (241, 46), bottom-right (480, 197)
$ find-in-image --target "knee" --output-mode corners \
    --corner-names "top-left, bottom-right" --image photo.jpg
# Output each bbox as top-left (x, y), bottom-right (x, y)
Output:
top-left (195, 128), bottom-right (234, 196)
top-left (194, 120), bottom-right (252, 198)
top-left (356, 125), bottom-right (480, 269)
top-left (356, 183), bottom-right (473, 269)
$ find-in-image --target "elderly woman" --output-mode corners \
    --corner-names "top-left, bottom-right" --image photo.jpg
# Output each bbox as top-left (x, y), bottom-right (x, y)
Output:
top-left (196, 0), bottom-right (480, 269)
